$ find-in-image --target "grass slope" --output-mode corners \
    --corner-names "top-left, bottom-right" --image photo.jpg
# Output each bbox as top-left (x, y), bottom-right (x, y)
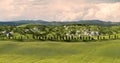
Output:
top-left (0, 40), bottom-right (120, 63)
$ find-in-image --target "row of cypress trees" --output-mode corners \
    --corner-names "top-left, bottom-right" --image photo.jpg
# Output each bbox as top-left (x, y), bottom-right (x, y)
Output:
top-left (0, 34), bottom-right (119, 42)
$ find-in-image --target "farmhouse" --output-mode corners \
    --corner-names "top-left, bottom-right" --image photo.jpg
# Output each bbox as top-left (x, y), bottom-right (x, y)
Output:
top-left (2, 31), bottom-right (13, 37)
top-left (90, 31), bottom-right (99, 36)
top-left (81, 29), bottom-right (99, 36)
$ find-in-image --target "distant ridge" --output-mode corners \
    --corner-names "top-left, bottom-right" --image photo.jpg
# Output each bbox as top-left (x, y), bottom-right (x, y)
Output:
top-left (0, 20), bottom-right (120, 26)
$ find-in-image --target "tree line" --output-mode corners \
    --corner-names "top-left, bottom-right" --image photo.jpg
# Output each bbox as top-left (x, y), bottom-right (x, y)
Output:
top-left (0, 24), bottom-right (120, 42)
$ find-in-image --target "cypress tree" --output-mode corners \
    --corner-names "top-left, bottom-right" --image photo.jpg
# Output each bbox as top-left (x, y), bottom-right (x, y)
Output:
top-left (97, 36), bottom-right (99, 40)
top-left (114, 35), bottom-right (117, 39)
top-left (80, 36), bottom-right (82, 40)
top-left (88, 36), bottom-right (91, 41)
top-left (44, 36), bottom-right (47, 40)
top-left (71, 36), bottom-right (74, 40)
top-left (32, 34), bottom-right (35, 39)
top-left (109, 35), bottom-right (111, 39)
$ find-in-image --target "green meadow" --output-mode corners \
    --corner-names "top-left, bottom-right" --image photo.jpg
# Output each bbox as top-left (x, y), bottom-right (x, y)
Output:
top-left (0, 40), bottom-right (120, 63)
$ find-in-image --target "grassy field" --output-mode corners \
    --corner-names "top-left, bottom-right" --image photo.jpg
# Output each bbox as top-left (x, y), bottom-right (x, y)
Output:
top-left (0, 40), bottom-right (120, 63)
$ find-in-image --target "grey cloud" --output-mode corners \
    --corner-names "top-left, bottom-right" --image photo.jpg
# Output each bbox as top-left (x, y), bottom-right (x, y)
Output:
top-left (0, 0), bottom-right (120, 22)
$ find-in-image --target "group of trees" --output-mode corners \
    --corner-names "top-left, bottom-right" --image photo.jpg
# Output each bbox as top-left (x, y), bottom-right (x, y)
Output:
top-left (0, 24), bottom-right (120, 42)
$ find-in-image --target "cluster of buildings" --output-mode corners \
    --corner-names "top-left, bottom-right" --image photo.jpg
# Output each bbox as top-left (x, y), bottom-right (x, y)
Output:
top-left (64, 26), bottom-right (99, 36)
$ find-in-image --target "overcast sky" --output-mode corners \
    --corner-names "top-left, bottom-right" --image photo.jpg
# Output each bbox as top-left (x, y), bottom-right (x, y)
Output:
top-left (0, 0), bottom-right (120, 22)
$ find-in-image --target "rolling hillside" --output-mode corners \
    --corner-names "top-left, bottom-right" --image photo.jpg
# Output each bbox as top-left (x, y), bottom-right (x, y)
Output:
top-left (0, 20), bottom-right (120, 26)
